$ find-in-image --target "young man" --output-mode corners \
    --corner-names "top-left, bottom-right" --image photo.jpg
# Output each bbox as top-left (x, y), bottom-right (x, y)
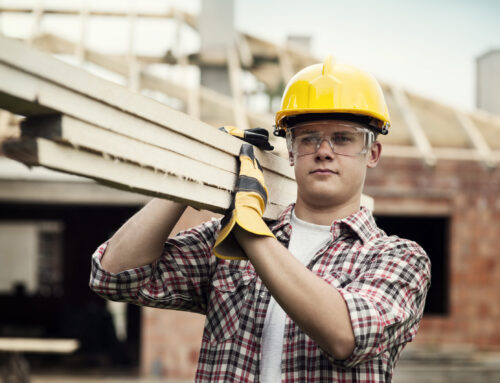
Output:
top-left (90, 57), bottom-right (431, 382)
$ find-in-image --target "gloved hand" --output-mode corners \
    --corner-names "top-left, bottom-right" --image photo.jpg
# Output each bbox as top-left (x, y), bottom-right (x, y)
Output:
top-left (213, 143), bottom-right (275, 260)
top-left (219, 126), bottom-right (274, 151)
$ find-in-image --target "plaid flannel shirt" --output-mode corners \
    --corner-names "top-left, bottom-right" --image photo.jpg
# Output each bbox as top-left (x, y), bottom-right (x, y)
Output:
top-left (90, 204), bottom-right (430, 382)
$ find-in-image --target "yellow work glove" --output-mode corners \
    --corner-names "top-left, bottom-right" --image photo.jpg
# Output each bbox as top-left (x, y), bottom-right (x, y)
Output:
top-left (219, 126), bottom-right (274, 151)
top-left (213, 143), bottom-right (275, 260)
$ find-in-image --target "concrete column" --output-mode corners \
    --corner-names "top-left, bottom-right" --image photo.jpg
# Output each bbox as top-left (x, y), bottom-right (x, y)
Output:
top-left (199, 0), bottom-right (236, 124)
top-left (476, 50), bottom-right (500, 115)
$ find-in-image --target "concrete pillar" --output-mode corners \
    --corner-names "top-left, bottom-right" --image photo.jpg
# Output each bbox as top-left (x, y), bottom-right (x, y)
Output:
top-left (476, 49), bottom-right (500, 115)
top-left (287, 35), bottom-right (312, 52)
top-left (199, 0), bottom-right (236, 124)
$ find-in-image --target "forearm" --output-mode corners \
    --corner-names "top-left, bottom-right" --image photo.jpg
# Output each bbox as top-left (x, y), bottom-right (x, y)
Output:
top-left (234, 227), bottom-right (355, 360)
top-left (101, 198), bottom-right (187, 273)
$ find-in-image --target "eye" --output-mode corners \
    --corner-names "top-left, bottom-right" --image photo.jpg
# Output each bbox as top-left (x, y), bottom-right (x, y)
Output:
top-left (297, 134), bottom-right (319, 145)
top-left (333, 132), bottom-right (355, 145)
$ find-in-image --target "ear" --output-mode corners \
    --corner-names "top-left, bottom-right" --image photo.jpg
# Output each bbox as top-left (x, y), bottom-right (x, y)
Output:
top-left (288, 151), bottom-right (295, 166)
top-left (367, 141), bottom-right (382, 168)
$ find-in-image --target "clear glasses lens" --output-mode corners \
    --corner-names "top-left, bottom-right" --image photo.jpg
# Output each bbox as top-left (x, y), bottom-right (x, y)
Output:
top-left (287, 123), bottom-right (374, 157)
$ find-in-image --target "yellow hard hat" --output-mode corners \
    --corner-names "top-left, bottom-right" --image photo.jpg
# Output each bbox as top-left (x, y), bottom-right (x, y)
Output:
top-left (274, 56), bottom-right (390, 136)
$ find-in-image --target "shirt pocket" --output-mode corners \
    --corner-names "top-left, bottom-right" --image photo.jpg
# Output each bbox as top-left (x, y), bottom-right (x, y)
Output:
top-left (204, 266), bottom-right (256, 344)
top-left (204, 264), bottom-right (255, 345)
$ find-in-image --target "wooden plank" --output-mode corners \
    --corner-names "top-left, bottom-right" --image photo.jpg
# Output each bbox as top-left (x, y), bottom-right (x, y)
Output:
top-left (21, 115), bottom-right (297, 212)
top-left (21, 115), bottom-right (236, 192)
top-left (0, 338), bottom-right (79, 354)
top-left (0, 61), bottom-right (292, 181)
top-left (391, 85), bottom-right (437, 166)
top-left (2, 137), bottom-right (228, 211)
top-left (0, 180), bottom-right (149, 205)
top-left (2, 137), bottom-right (285, 218)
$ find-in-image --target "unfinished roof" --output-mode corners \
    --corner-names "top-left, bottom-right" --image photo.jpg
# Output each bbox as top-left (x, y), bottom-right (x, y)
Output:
top-left (0, 3), bottom-right (499, 168)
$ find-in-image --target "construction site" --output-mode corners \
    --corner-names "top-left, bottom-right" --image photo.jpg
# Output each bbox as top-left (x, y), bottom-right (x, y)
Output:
top-left (0, 0), bottom-right (499, 382)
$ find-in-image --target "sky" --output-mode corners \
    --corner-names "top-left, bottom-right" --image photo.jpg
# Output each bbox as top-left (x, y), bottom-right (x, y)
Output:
top-left (233, 0), bottom-right (500, 111)
top-left (1, 0), bottom-right (499, 112)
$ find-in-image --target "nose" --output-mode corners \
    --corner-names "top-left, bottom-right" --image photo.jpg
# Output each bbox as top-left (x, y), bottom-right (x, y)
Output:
top-left (315, 138), bottom-right (335, 159)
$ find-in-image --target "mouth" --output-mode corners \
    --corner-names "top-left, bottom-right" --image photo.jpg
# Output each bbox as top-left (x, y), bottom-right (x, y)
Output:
top-left (310, 168), bottom-right (338, 175)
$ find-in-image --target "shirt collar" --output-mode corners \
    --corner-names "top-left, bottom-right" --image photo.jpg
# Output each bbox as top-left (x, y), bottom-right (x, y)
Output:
top-left (336, 206), bottom-right (380, 244)
top-left (271, 204), bottom-right (379, 245)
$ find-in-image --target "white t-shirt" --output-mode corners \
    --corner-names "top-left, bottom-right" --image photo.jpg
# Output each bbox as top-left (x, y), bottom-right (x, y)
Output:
top-left (260, 210), bottom-right (331, 382)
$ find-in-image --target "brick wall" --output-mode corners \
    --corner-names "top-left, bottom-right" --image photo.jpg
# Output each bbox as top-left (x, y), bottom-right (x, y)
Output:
top-left (365, 157), bottom-right (500, 350)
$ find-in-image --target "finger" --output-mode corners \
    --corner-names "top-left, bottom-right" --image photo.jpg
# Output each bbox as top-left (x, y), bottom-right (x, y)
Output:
top-left (239, 143), bottom-right (255, 160)
top-left (220, 126), bottom-right (244, 138)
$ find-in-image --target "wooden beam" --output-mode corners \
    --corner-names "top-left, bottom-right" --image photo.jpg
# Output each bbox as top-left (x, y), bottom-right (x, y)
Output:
top-left (0, 6), bottom-right (197, 27)
top-left (391, 86), bottom-right (437, 166)
top-left (0, 180), bottom-right (149, 205)
top-left (2, 137), bottom-right (238, 214)
top-left (455, 111), bottom-right (496, 168)
top-left (21, 115), bottom-right (237, 193)
top-left (0, 338), bottom-right (79, 354)
top-left (381, 144), bottom-right (500, 163)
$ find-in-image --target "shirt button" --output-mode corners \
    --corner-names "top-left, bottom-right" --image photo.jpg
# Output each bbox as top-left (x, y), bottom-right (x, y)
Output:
top-left (259, 292), bottom-right (266, 298)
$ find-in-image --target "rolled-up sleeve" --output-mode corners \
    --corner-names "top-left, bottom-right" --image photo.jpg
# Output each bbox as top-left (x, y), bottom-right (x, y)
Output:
top-left (89, 218), bottom-right (221, 315)
top-left (324, 241), bottom-right (431, 368)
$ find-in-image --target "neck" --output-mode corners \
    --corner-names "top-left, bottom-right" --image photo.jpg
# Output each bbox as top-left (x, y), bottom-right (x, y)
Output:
top-left (294, 197), bottom-right (360, 226)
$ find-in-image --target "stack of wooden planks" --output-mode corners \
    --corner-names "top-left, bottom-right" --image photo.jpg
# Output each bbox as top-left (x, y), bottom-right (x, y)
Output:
top-left (0, 35), bottom-right (298, 218)
top-left (0, 35), bottom-right (373, 217)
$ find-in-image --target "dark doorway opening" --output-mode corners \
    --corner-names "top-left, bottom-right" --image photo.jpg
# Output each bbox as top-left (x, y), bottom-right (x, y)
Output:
top-left (0, 203), bottom-right (143, 372)
top-left (374, 215), bottom-right (449, 315)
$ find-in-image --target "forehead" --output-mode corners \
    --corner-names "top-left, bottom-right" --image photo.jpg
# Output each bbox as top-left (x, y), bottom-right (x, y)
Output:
top-left (291, 119), bottom-right (367, 134)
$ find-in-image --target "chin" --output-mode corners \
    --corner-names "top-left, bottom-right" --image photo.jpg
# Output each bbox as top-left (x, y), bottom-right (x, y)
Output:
top-left (300, 184), bottom-right (358, 209)
top-left (304, 190), bottom-right (343, 208)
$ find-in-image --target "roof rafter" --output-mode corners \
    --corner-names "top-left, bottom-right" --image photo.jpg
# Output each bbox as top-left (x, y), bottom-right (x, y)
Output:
top-left (456, 111), bottom-right (496, 169)
top-left (391, 85), bottom-right (437, 166)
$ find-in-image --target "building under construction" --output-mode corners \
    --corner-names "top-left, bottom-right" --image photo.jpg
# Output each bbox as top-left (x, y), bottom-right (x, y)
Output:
top-left (0, 1), bottom-right (499, 381)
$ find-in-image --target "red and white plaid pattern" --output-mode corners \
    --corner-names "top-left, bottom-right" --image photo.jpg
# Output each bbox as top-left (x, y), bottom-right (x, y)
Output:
top-left (90, 205), bottom-right (430, 382)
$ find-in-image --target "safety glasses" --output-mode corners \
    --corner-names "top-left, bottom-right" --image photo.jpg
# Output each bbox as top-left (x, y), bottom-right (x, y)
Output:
top-left (286, 121), bottom-right (375, 158)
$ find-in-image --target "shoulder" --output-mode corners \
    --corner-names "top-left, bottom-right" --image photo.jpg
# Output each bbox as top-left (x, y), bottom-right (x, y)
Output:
top-left (169, 217), bottom-right (223, 248)
top-left (366, 234), bottom-right (431, 282)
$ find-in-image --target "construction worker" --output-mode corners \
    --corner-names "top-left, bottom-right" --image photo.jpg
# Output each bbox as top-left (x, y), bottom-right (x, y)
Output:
top-left (90, 57), bottom-right (431, 382)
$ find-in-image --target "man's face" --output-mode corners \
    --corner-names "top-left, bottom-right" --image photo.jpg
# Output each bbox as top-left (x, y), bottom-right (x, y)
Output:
top-left (287, 120), bottom-right (381, 209)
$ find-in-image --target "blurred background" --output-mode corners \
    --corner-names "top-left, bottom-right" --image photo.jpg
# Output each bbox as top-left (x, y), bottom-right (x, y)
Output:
top-left (0, 0), bottom-right (499, 382)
